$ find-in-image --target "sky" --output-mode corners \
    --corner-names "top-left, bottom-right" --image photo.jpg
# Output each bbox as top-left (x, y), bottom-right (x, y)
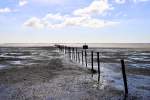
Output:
top-left (0, 0), bottom-right (150, 43)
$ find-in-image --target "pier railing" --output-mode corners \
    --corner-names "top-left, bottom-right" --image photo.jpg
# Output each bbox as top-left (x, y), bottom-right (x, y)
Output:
top-left (55, 44), bottom-right (128, 97)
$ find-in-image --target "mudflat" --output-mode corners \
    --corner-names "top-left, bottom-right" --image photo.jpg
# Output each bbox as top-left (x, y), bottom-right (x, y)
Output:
top-left (0, 47), bottom-right (149, 100)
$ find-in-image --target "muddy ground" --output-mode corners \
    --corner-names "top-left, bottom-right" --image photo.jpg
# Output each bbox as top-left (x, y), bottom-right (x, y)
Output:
top-left (0, 47), bottom-right (149, 100)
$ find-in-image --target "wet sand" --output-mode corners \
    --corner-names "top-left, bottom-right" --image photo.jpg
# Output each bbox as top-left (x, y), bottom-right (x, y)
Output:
top-left (0, 47), bottom-right (149, 100)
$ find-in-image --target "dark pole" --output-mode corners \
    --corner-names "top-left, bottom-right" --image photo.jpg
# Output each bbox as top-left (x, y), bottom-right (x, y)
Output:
top-left (97, 52), bottom-right (100, 75)
top-left (121, 59), bottom-right (128, 96)
top-left (62, 46), bottom-right (65, 54)
top-left (91, 51), bottom-right (94, 72)
top-left (82, 50), bottom-right (84, 65)
top-left (58, 46), bottom-right (60, 52)
top-left (69, 47), bottom-right (71, 59)
top-left (60, 46), bottom-right (62, 52)
top-left (59, 46), bottom-right (60, 52)
top-left (98, 74), bottom-right (100, 83)
top-left (70, 47), bottom-right (71, 59)
top-left (72, 48), bottom-right (74, 60)
top-left (85, 50), bottom-right (87, 67)
top-left (71, 48), bottom-right (73, 60)
top-left (64, 46), bottom-right (65, 54)
top-left (64, 46), bottom-right (66, 54)
top-left (78, 52), bottom-right (80, 63)
top-left (76, 48), bottom-right (78, 62)
top-left (61, 46), bottom-right (63, 52)
top-left (73, 48), bottom-right (75, 61)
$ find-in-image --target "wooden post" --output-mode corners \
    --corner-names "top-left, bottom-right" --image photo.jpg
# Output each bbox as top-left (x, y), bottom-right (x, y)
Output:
top-left (70, 47), bottom-right (71, 59)
top-left (121, 59), bottom-right (128, 96)
top-left (97, 52), bottom-right (100, 75)
top-left (98, 74), bottom-right (100, 83)
top-left (60, 46), bottom-right (62, 52)
top-left (73, 48), bottom-right (75, 60)
top-left (64, 46), bottom-right (66, 54)
top-left (76, 48), bottom-right (78, 62)
top-left (58, 46), bottom-right (60, 52)
top-left (69, 47), bottom-right (71, 59)
top-left (85, 50), bottom-right (87, 67)
top-left (91, 51), bottom-right (94, 72)
top-left (61, 46), bottom-right (64, 52)
top-left (63, 46), bottom-right (64, 53)
top-left (78, 52), bottom-right (80, 63)
top-left (82, 51), bottom-right (84, 65)
top-left (59, 46), bottom-right (60, 52)
top-left (71, 48), bottom-right (73, 60)
top-left (72, 48), bottom-right (74, 60)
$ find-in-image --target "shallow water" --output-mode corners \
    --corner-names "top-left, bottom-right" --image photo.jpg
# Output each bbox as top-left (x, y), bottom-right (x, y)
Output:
top-left (0, 47), bottom-right (150, 99)
top-left (82, 48), bottom-right (150, 68)
top-left (66, 47), bottom-right (150, 99)
top-left (0, 47), bottom-right (56, 69)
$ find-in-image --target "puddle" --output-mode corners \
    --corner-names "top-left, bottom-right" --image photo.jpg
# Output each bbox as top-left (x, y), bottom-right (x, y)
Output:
top-left (0, 64), bottom-right (7, 69)
top-left (9, 61), bottom-right (22, 65)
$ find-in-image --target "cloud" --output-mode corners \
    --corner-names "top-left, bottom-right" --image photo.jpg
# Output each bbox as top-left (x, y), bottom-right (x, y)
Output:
top-left (32, 0), bottom-right (68, 5)
top-left (0, 8), bottom-right (12, 13)
top-left (61, 16), bottom-right (118, 28)
top-left (115, 0), bottom-right (149, 4)
top-left (24, 14), bottom-right (118, 29)
top-left (24, 17), bottom-right (45, 29)
top-left (115, 0), bottom-right (126, 4)
top-left (19, 0), bottom-right (28, 6)
top-left (133, 0), bottom-right (149, 3)
top-left (73, 0), bottom-right (113, 16)
top-left (43, 13), bottom-right (66, 21)
top-left (24, 0), bottom-right (118, 29)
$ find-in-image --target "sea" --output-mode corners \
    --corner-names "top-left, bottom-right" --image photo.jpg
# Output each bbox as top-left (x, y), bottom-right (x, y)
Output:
top-left (0, 43), bottom-right (150, 69)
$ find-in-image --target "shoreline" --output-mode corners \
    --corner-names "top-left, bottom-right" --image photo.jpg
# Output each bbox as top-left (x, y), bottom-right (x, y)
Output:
top-left (0, 43), bottom-right (150, 49)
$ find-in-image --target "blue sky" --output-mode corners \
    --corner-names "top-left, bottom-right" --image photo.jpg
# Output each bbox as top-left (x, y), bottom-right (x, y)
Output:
top-left (0, 0), bottom-right (150, 43)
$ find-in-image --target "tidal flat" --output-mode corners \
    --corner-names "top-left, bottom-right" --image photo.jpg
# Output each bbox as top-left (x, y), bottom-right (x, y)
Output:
top-left (0, 47), bottom-right (149, 100)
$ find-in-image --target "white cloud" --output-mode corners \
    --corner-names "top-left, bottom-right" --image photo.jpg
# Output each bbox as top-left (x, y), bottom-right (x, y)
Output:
top-left (43, 13), bottom-right (66, 21)
top-left (0, 8), bottom-right (12, 13)
top-left (32, 0), bottom-right (68, 5)
top-left (24, 14), bottom-right (118, 29)
top-left (73, 0), bottom-right (113, 16)
top-left (19, 0), bottom-right (28, 6)
top-left (24, 0), bottom-right (119, 29)
top-left (115, 0), bottom-right (149, 4)
top-left (62, 16), bottom-right (118, 28)
top-left (133, 0), bottom-right (149, 3)
top-left (24, 17), bottom-right (45, 29)
top-left (68, 17), bottom-right (117, 28)
top-left (115, 0), bottom-right (126, 4)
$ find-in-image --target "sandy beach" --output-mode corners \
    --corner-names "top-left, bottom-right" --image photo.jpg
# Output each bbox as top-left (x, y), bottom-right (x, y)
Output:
top-left (0, 47), bottom-right (149, 100)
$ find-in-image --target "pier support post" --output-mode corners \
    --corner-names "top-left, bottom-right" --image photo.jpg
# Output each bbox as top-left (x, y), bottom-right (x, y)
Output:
top-left (85, 50), bottom-right (87, 67)
top-left (76, 48), bottom-right (78, 62)
top-left (64, 46), bottom-right (66, 54)
top-left (91, 51), bottom-right (94, 72)
top-left (68, 47), bottom-right (71, 59)
top-left (78, 52), bottom-right (80, 63)
top-left (97, 52), bottom-right (100, 75)
top-left (121, 59), bottom-right (128, 96)
top-left (71, 47), bottom-right (73, 60)
top-left (82, 51), bottom-right (84, 65)
top-left (72, 48), bottom-right (75, 60)
top-left (73, 48), bottom-right (75, 61)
